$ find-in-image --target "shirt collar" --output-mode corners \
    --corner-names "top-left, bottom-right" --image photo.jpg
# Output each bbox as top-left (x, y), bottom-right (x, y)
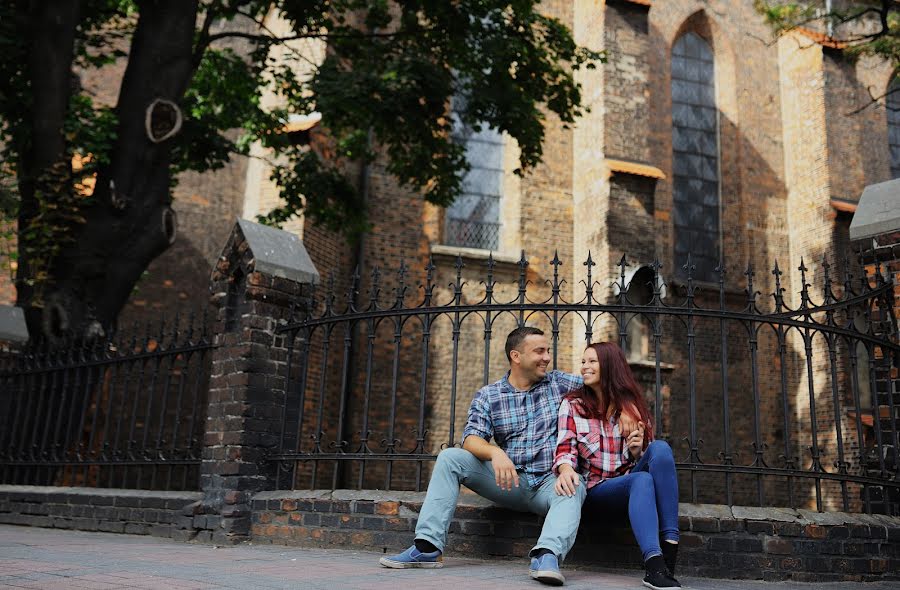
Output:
top-left (501, 371), bottom-right (551, 393)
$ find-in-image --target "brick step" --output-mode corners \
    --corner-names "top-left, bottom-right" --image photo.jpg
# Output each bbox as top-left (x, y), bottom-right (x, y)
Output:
top-left (247, 489), bottom-right (900, 584)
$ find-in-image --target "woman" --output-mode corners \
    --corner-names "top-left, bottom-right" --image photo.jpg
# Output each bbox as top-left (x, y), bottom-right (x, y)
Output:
top-left (553, 342), bottom-right (680, 590)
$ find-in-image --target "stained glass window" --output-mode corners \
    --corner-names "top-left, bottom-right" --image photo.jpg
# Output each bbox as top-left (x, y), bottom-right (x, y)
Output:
top-left (444, 100), bottom-right (503, 251)
top-left (671, 32), bottom-right (719, 282)
top-left (887, 78), bottom-right (900, 179)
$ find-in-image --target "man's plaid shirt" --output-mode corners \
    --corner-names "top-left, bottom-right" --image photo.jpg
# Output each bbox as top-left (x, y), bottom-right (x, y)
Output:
top-left (552, 396), bottom-right (652, 489)
top-left (462, 370), bottom-right (582, 488)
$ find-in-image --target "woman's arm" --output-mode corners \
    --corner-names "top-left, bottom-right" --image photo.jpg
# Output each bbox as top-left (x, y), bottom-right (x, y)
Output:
top-left (553, 399), bottom-right (579, 474)
top-left (553, 399), bottom-right (582, 496)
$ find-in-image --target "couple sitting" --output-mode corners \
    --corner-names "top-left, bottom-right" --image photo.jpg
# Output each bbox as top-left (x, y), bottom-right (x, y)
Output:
top-left (379, 327), bottom-right (681, 590)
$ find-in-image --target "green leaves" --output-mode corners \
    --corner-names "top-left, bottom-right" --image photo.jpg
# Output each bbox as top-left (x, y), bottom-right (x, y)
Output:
top-left (2, 0), bottom-right (605, 265)
top-left (755, 1), bottom-right (900, 63)
top-left (173, 47), bottom-right (276, 174)
top-left (255, 0), bottom-right (604, 235)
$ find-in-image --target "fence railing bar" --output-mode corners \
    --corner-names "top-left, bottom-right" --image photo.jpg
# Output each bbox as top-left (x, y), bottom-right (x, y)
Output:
top-left (0, 342), bottom-right (215, 377)
top-left (747, 324), bottom-right (766, 507)
top-left (866, 343), bottom-right (888, 480)
top-left (280, 306), bottom-right (900, 350)
top-left (826, 335), bottom-right (850, 511)
top-left (357, 317), bottom-right (377, 487)
top-left (802, 326), bottom-right (824, 512)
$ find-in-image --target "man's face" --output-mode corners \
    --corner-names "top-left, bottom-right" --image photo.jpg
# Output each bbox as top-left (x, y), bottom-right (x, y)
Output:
top-left (512, 334), bottom-right (551, 382)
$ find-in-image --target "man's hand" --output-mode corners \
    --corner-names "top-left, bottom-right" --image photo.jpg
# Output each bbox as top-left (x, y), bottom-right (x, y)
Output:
top-left (554, 464), bottom-right (580, 497)
top-left (491, 448), bottom-right (519, 491)
top-left (626, 421), bottom-right (646, 459)
top-left (462, 435), bottom-right (519, 491)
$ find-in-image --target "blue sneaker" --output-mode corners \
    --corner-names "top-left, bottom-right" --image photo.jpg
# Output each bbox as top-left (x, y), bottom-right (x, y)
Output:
top-left (529, 552), bottom-right (565, 585)
top-left (379, 544), bottom-right (443, 568)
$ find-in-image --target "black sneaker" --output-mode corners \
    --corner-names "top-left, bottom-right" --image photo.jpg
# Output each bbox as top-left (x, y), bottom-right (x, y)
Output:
top-left (661, 540), bottom-right (678, 575)
top-left (643, 555), bottom-right (681, 589)
top-left (643, 568), bottom-right (681, 589)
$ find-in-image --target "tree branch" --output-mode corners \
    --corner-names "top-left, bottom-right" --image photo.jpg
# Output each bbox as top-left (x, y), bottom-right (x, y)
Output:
top-left (845, 83), bottom-right (900, 116)
top-left (192, 5), bottom-right (217, 70)
top-left (205, 26), bottom-right (431, 45)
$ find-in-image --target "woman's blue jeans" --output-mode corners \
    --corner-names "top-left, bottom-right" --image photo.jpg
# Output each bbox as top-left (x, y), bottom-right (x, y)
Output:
top-left (584, 440), bottom-right (679, 562)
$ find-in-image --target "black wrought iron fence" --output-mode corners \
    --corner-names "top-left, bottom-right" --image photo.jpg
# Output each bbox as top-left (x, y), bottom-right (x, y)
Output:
top-left (0, 309), bottom-right (213, 491)
top-left (273, 252), bottom-right (899, 515)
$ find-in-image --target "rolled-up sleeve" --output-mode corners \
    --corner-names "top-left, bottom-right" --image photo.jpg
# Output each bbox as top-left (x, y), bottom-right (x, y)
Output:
top-left (462, 388), bottom-right (493, 444)
top-left (553, 399), bottom-right (579, 475)
top-left (553, 370), bottom-right (583, 393)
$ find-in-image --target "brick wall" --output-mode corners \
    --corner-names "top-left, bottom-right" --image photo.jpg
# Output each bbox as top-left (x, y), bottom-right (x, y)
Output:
top-left (0, 485), bottom-right (200, 538)
top-left (248, 489), bottom-right (900, 583)
top-left (604, 2), bottom-right (651, 164)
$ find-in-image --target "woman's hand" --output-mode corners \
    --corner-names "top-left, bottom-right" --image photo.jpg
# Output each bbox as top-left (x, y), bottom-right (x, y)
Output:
top-left (619, 412), bottom-right (638, 436)
top-left (554, 464), bottom-right (580, 497)
top-left (626, 422), bottom-right (646, 459)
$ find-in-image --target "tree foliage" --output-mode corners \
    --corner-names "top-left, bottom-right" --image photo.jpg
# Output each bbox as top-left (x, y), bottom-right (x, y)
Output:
top-left (755, 1), bottom-right (900, 76)
top-left (0, 0), bottom-right (602, 338)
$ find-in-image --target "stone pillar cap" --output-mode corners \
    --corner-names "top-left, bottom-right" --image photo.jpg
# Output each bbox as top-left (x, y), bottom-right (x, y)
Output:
top-left (234, 219), bottom-right (319, 285)
top-left (849, 178), bottom-right (900, 242)
top-left (0, 305), bottom-right (28, 343)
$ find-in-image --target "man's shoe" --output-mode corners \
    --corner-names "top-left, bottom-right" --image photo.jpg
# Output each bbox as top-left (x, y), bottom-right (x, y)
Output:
top-left (379, 544), bottom-right (443, 568)
top-left (529, 552), bottom-right (565, 586)
top-left (642, 569), bottom-right (681, 589)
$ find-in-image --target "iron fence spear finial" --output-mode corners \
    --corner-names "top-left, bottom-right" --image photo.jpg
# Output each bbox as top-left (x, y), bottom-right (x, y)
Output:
top-left (798, 258), bottom-right (813, 312)
top-left (772, 259), bottom-right (785, 312)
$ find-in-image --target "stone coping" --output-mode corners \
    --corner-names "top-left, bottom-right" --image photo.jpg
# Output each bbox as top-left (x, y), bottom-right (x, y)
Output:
top-left (0, 485), bottom-right (202, 501)
top-left (251, 488), bottom-right (900, 529)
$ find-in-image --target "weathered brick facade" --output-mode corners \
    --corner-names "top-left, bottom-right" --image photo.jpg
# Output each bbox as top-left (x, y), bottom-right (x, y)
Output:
top-left (281, 1), bottom-right (900, 511)
top-left (0, 1), bottom-right (896, 512)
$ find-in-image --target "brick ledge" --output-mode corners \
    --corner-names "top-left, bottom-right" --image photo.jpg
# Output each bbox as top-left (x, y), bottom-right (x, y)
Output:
top-left (249, 489), bottom-right (900, 583)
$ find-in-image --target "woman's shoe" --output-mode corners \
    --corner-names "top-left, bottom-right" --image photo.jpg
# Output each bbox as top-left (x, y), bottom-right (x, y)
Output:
top-left (661, 539), bottom-right (678, 575)
top-left (643, 555), bottom-right (680, 589)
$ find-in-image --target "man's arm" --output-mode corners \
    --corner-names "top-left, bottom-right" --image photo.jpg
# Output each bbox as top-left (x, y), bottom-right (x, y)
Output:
top-left (463, 435), bottom-right (519, 490)
top-left (462, 433), bottom-right (501, 461)
top-left (461, 388), bottom-right (518, 491)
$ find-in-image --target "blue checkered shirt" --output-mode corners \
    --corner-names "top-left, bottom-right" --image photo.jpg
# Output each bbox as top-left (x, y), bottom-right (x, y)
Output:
top-left (462, 370), bottom-right (583, 488)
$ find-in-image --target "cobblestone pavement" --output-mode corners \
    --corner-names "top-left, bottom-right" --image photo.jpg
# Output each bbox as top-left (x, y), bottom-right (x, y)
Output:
top-left (0, 525), bottom-right (896, 590)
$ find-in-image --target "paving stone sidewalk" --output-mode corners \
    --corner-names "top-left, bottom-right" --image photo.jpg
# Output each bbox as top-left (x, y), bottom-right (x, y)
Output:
top-left (0, 525), bottom-right (895, 590)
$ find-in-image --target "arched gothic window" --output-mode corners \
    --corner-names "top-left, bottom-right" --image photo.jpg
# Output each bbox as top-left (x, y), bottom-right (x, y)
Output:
top-left (443, 97), bottom-right (503, 251)
top-left (671, 32), bottom-right (719, 282)
top-left (887, 78), bottom-right (900, 179)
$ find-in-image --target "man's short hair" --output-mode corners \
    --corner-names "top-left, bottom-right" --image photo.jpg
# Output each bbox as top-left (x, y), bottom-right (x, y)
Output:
top-left (505, 326), bottom-right (545, 362)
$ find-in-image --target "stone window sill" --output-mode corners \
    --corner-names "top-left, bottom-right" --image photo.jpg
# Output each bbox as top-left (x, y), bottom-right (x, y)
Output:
top-left (430, 244), bottom-right (521, 273)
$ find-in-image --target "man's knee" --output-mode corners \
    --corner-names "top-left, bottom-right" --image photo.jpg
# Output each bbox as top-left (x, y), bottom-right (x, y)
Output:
top-left (550, 480), bottom-right (586, 506)
top-left (434, 446), bottom-right (475, 472)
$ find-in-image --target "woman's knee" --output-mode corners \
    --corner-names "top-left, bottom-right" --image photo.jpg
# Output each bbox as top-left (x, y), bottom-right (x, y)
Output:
top-left (647, 440), bottom-right (674, 461)
top-left (630, 470), bottom-right (653, 492)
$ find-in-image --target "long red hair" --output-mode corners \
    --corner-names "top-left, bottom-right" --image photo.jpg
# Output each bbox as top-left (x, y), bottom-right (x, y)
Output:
top-left (566, 342), bottom-right (653, 439)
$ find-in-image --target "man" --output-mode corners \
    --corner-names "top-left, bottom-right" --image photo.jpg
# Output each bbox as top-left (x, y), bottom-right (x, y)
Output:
top-left (379, 327), bottom-right (586, 585)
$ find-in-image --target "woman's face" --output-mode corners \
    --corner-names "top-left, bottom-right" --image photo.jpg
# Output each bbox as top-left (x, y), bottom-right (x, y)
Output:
top-left (581, 347), bottom-right (600, 386)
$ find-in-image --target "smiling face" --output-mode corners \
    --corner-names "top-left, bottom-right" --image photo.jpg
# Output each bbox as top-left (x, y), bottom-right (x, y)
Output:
top-left (511, 333), bottom-right (551, 384)
top-left (581, 346), bottom-right (600, 386)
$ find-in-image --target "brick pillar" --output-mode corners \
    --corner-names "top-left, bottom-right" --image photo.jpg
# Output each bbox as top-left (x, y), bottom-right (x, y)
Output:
top-left (199, 219), bottom-right (318, 544)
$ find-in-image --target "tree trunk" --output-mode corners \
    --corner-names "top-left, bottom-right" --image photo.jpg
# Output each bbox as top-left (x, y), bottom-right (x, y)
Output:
top-left (15, 0), bottom-right (82, 336)
top-left (18, 0), bottom-right (200, 340)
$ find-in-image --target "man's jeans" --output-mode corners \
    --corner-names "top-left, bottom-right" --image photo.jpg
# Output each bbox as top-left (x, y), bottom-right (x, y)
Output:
top-left (414, 447), bottom-right (586, 560)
